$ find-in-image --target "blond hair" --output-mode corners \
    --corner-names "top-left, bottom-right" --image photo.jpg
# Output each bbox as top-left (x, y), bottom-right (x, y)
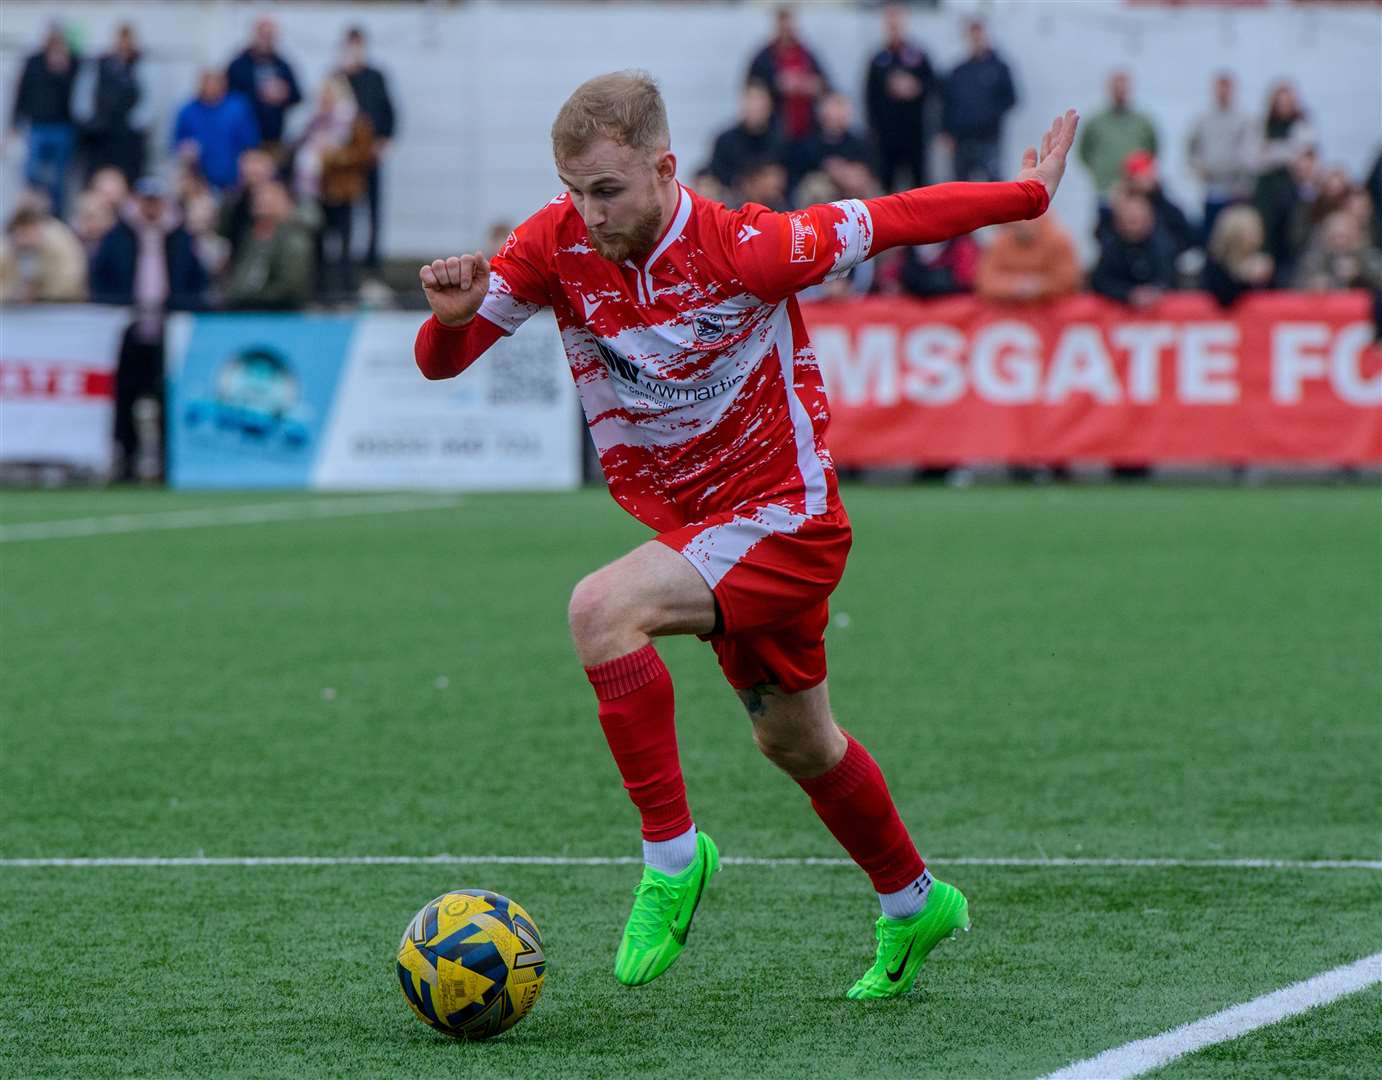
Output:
top-left (551, 71), bottom-right (669, 163)
top-left (1208, 205), bottom-right (1264, 266)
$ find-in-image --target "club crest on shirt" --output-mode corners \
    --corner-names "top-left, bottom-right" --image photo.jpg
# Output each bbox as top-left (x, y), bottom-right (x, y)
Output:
top-left (784, 211), bottom-right (818, 264)
top-left (693, 313), bottom-right (726, 344)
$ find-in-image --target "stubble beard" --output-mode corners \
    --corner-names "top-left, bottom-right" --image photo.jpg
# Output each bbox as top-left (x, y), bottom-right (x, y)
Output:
top-left (589, 201), bottom-right (665, 265)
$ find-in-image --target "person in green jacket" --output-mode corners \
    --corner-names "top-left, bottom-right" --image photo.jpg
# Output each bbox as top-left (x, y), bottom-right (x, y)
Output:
top-left (223, 180), bottom-right (314, 310)
top-left (1078, 70), bottom-right (1159, 202)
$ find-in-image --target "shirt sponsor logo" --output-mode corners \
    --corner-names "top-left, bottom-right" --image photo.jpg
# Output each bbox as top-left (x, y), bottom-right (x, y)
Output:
top-left (786, 211), bottom-right (818, 264)
top-left (593, 338), bottom-right (744, 402)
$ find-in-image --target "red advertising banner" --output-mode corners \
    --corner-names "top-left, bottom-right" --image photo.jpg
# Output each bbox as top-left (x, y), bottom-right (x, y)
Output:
top-left (800, 292), bottom-right (1382, 465)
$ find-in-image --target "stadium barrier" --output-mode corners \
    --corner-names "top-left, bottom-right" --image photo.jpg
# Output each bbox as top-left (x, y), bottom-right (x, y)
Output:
top-left (0, 304), bottom-right (128, 476)
top-left (163, 311), bottom-right (582, 490)
top-left (802, 291), bottom-right (1382, 466)
top-left (3, 296), bottom-right (1378, 486)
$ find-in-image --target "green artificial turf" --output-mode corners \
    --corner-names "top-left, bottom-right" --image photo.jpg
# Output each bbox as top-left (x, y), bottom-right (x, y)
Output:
top-left (2, 485), bottom-right (1379, 1078)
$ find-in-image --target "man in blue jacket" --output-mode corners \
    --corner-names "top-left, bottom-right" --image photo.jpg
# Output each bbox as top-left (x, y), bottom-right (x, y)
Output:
top-left (172, 70), bottom-right (259, 191)
top-left (941, 19), bottom-right (1017, 183)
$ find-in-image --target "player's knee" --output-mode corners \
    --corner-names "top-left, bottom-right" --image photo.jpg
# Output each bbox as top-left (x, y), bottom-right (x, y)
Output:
top-left (568, 571), bottom-right (638, 654)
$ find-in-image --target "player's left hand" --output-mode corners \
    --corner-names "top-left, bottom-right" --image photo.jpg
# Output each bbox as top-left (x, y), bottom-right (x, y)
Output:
top-left (1016, 109), bottom-right (1079, 201)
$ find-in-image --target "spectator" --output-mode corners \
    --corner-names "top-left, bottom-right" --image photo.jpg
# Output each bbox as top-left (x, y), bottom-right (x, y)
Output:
top-left (706, 84), bottom-right (784, 190)
top-left (223, 181), bottom-right (314, 310)
top-left (1294, 210), bottom-right (1382, 292)
top-left (746, 5), bottom-right (830, 145)
top-left (73, 190), bottom-right (118, 260)
top-left (172, 69), bottom-right (260, 191)
top-left (1366, 149), bottom-right (1382, 249)
top-left (898, 236), bottom-right (980, 298)
top-left (1201, 205), bottom-right (1275, 308)
top-left (10, 26), bottom-right (80, 217)
top-left (86, 176), bottom-right (211, 309)
top-left (293, 75), bottom-right (376, 301)
top-left (484, 220), bottom-right (516, 260)
top-left (865, 3), bottom-right (937, 192)
top-left (689, 170), bottom-right (729, 205)
top-left (1291, 166), bottom-right (1355, 255)
top-left (340, 25), bottom-right (396, 271)
top-left (734, 158), bottom-right (789, 212)
top-left (218, 147), bottom-right (278, 264)
top-left (88, 165), bottom-right (131, 210)
top-left (1120, 150), bottom-right (1198, 258)
top-left (976, 215), bottom-right (1082, 302)
top-left (94, 177), bottom-right (211, 480)
top-left (1078, 70), bottom-right (1159, 203)
top-left (941, 19), bottom-right (1016, 182)
top-left (1186, 72), bottom-right (1254, 242)
top-left (226, 17), bottom-right (302, 151)
top-left (79, 23), bottom-right (149, 183)
top-left (184, 192), bottom-right (231, 284)
top-left (1090, 191), bottom-right (1176, 308)
top-left (788, 92), bottom-right (875, 192)
top-left (1253, 81), bottom-right (1316, 276)
top-left (0, 205), bottom-right (86, 302)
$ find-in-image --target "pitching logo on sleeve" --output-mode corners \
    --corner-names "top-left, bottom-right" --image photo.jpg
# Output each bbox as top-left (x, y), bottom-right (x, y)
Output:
top-left (783, 211), bottom-right (819, 264)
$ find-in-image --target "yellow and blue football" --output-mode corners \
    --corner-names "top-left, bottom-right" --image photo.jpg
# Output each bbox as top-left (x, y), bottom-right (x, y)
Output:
top-left (396, 889), bottom-right (546, 1040)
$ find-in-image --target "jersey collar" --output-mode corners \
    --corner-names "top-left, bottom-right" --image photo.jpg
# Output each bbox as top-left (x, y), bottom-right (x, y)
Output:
top-left (626, 183), bottom-right (692, 304)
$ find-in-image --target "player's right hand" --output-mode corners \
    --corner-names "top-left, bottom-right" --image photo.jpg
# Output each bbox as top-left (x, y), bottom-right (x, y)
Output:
top-left (420, 251), bottom-right (490, 327)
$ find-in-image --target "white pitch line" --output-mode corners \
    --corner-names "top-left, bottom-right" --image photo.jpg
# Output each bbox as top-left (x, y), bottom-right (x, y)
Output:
top-left (0, 494), bottom-right (463, 542)
top-left (1, 855), bottom-right (1378, 870)
top-left (1038, 951), bottom-right (1382, 1080)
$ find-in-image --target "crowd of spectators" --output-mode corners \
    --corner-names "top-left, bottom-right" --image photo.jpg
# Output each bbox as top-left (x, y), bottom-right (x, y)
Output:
top-left (690, 4), bottom-right (1381, 321)
top-left (2, 17), bottom-right (396, 314)
top-left (1, 17), bottom-right (396, 480)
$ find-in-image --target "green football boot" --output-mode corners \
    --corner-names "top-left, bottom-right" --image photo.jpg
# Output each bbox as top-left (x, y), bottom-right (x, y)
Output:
top-left (614, 831), bottom-right (719, 986)
top-left (845, 880), bottom-right (970, 1000)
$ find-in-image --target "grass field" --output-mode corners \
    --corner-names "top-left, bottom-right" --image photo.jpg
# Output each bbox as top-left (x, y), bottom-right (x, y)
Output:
top-left (2, 485), bottom-right (1379, 1079)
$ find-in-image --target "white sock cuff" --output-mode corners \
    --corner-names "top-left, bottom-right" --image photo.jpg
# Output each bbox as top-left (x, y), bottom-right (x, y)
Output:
top-left (643, 824), bottom-right (697, 875)
top-left (878, 867), bottom-right (934, 919)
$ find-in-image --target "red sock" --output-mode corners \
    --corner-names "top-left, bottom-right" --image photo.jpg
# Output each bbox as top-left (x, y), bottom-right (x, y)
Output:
top-left (795, 733), bottom-right (925, 893)
top-left (585, 644), bottom-right (692, 842)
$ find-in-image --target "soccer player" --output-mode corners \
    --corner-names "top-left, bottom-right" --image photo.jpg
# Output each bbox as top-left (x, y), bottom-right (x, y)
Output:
top-left (415, 72), bottom-right (1078, 999)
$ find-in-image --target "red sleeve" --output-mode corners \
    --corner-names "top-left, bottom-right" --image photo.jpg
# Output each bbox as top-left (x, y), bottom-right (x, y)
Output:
top-left (415, 313), bottom-right (506, 380)
top-left (732, 179), bottom-right (1050, 303)
top-left (866, 179), bottom-right (1049, 252)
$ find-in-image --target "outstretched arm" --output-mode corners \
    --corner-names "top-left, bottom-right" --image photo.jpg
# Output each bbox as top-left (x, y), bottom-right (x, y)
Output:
top-left (871, 108), bottom-right (1078, 252)
top-left (736, 110), bottom-right (1079, 302)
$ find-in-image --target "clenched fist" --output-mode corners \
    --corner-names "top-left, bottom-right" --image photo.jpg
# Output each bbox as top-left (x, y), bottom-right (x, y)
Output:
top-left (420, 251), bottom-right (490, 327)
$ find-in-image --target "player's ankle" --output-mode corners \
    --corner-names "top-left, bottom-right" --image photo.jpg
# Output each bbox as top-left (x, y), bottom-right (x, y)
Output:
top-left (643, 824), bottom-right (697, 875)
top-left (878, 868), bottom-right (933, 919)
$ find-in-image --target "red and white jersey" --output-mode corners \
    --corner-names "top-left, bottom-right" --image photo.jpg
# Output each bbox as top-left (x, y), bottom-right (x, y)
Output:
top-left (417, 179), bottom-right (1048, 531)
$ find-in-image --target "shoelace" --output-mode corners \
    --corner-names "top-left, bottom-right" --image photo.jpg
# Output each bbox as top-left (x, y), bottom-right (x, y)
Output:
top-left (627, 875), bottom-right (680, 942)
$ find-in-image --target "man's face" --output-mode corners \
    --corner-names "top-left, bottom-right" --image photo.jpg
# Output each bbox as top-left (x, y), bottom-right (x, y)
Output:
top-left (820, 94), bottom-right (852, 136)
top-left (10, 224), bottom-right (41, 252)
top-left (137, 195), bottom-right (165, 224)
top-left (557, 136), bottom-right (672, 264)
top-left (1114, 196), bottom-right (1153, 242)
top-left (883, 5), bottom-right (905, 42)
top-left (967, 22), bottom-right (988, 54)
top-left (1214, 75), bottom-right (1234, 109)
top-left (253, 19), bottom-right (276, 54)
top-left (1111, 72), bottom-right (1130, 107)
top-left (742, 84), bottom-right (773, 130)
top-left (239, 149), bottom-right (275, 188)
top-left (200, 71), bottom-right (227, 103)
